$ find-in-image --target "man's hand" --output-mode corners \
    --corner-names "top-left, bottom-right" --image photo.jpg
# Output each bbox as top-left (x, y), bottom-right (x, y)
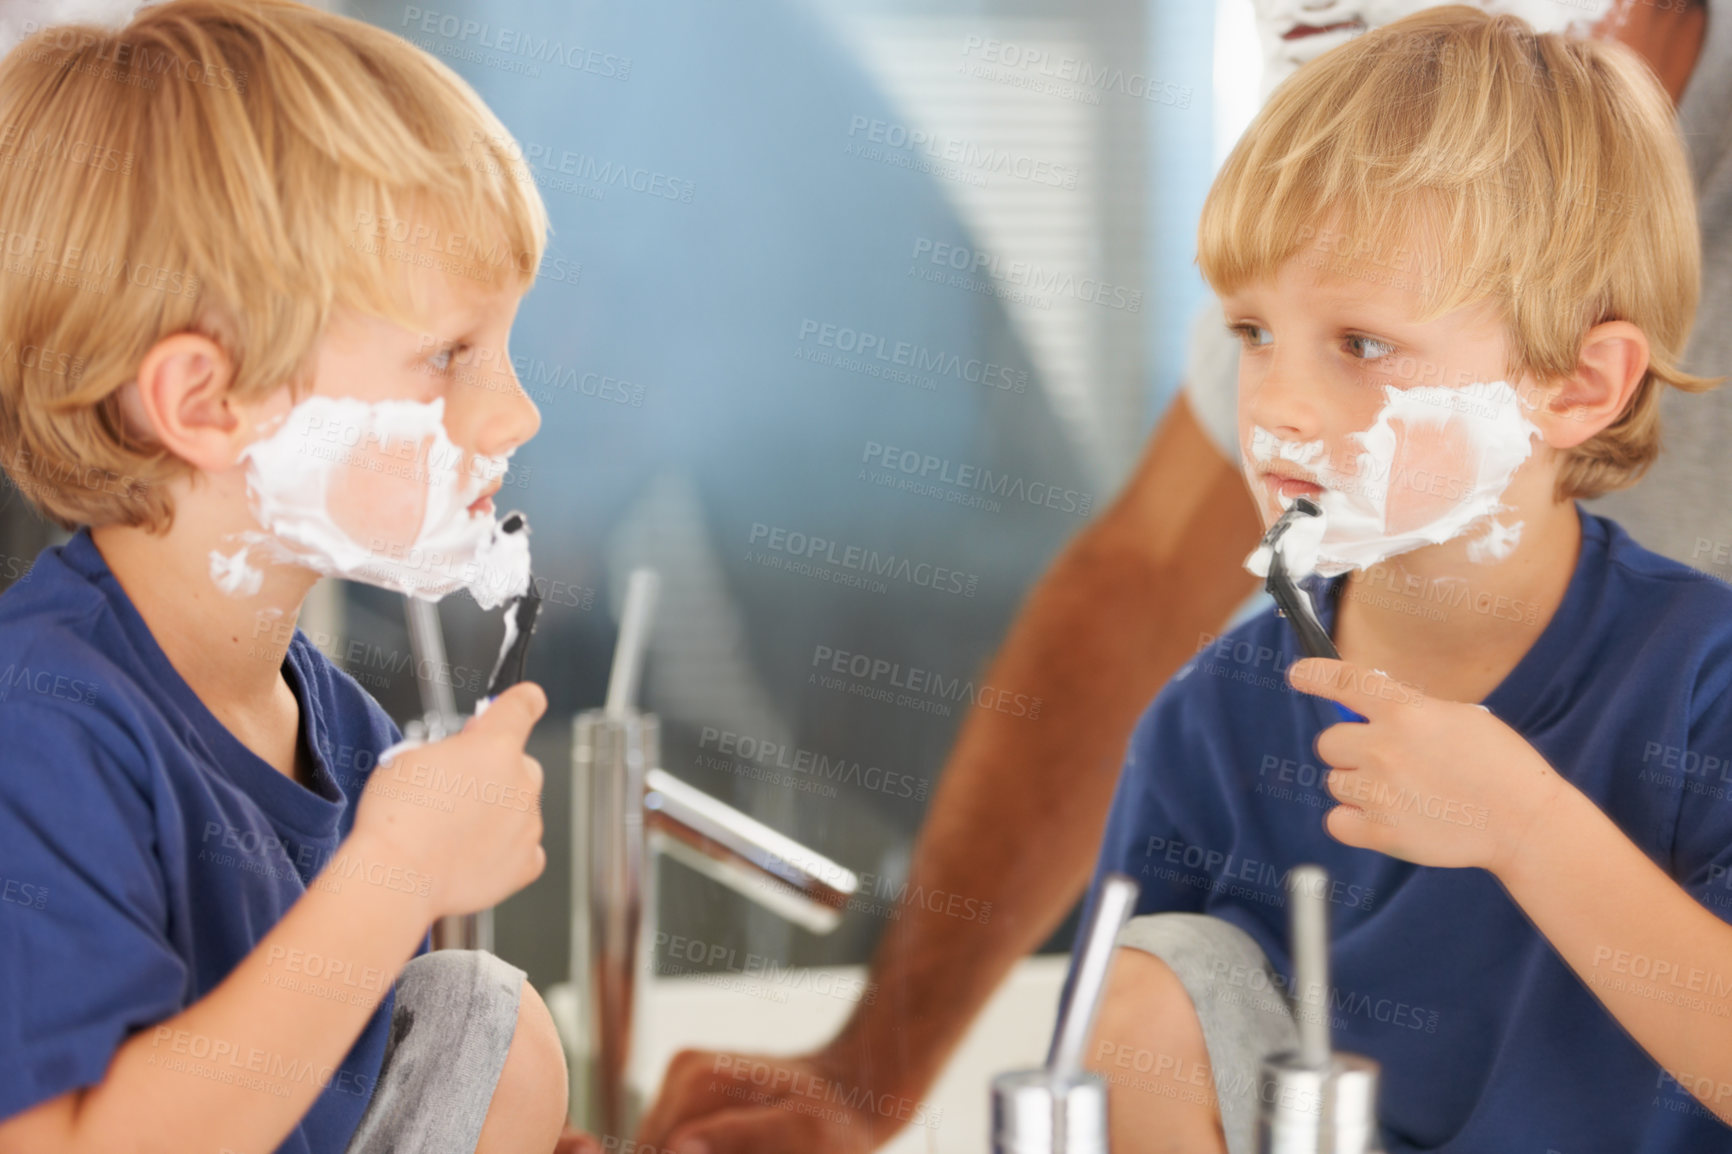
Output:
top-left (1289, 657), bottom-right (1567, 874)
top-left (634, 1046), bottom-right (891, 1154)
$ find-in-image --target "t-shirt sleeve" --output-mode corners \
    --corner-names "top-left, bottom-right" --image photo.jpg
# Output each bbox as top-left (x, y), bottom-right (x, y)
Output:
top-left (1181, 297), bottom-right (1241, 466)
top-left (0, 701), bottom-right (187, 1122)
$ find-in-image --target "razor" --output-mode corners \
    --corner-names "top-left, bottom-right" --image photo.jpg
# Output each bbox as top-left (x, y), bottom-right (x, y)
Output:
top-left (483, 511), bottom-right (543, 698)
top-left (1258, 497), bottom-right (1364, 723)
top-left (1261, 496), bottom-right (1339, 660)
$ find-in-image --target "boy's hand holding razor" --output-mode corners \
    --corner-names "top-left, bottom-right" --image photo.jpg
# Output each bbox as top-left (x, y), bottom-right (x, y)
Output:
top-left (1290, 657), bottom-right (1566, 877)
top-left (1294, 652), bottom-right (1732, 1127)
top-left (351, 680), bottom-right (550, 919)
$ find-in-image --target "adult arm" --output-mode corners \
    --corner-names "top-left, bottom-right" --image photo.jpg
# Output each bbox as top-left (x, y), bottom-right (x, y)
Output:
top-left (636, 393), bottom-right (1264, 1153)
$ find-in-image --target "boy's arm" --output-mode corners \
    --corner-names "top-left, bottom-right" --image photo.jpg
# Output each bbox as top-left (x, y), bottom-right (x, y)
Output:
top-left (0, 828), bottom-right (432, 1154)
top-left (1496, 784), bottom-right (1732, 1124)
top-left (0, 682), bottom-right (550, 1154)
top-left (1292, 659), bottom-right (1732, 1124)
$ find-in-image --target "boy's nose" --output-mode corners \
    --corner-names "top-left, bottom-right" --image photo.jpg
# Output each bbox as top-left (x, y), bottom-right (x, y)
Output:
top-left (454, 362), bottom-right (541, 460)
top-left (1246, 348), bottom-right (1326, 439)
top-left (492, 373), bottom-right (542, 454)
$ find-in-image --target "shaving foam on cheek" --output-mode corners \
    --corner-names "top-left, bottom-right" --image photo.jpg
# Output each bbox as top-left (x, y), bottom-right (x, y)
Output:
top-left (1245, 380), bottom-right (1541, 578)
top-left (208, 396), bottom-right (530, 608)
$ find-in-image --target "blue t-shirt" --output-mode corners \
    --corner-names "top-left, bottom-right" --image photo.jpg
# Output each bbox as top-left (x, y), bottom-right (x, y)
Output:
top-left (1083, 507), bottom-right (1732, 1151)
top-left (0, 528), bottom-right (406, 1152)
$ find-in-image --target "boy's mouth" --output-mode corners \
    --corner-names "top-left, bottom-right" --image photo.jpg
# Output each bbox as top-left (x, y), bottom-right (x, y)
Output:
top-left (1260, 469), bottom-right (1325, 502)
top-left (468, 484), bottom-right (500, 516)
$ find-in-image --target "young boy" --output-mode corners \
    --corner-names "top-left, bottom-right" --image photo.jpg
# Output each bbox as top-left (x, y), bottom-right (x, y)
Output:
top-left (1080, 7), bottom-right (1732, 1153)
top-left (0, 2), bottom-right (588, 1151)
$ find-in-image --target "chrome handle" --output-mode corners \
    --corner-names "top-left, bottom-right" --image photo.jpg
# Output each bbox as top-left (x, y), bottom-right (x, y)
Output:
top-left (644, 766), bottom-right (859, 935)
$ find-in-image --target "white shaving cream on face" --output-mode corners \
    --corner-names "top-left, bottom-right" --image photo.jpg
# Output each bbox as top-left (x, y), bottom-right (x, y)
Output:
top-left (209, 396), bottom-right (530, 608)
top-left (1248, 0), bottom-right (1613, 102)
top-left (1249, 426), bottom-right (1326, 470)
top-left (1244, 380), bottom-right (1542, 578)
top-left (1245, 501), bottom-right (1327, 580)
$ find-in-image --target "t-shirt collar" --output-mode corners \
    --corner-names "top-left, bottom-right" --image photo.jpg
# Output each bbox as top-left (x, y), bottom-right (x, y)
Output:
top-left (60, 527), bottom-right (347, 836)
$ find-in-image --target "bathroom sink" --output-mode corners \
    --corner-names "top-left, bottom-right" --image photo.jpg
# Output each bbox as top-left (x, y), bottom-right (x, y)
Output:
top-left (547, 953), bottom-right (1067, 1152)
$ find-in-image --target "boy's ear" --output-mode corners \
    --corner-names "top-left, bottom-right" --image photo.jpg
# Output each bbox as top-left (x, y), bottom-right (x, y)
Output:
top-left (1531, 320), bottom-right (1650, 450)
top-left (125, 332), bottom-right (253, 471)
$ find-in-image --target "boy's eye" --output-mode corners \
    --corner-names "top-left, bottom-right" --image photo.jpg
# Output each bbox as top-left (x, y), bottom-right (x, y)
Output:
top-left (1345, 334), bottom-right (1396, 361)
top-left (1224, 322), bottom-right (1395, 362)
top-left (428, 344), bottom-right (468, 373)
top-left (1226, 322), bottom-right (1271, 349)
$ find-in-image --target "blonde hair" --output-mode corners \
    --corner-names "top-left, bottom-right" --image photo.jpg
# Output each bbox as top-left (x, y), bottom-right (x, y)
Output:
top-left (1198, 5), bottom-right (1719, 500)
top-left (0, 0), bottom-right (550, 530)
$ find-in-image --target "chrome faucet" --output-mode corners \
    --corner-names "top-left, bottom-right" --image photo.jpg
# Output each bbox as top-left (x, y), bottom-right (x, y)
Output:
top-left (404, 570), bottom-right (861, 1139)
top-left (569, 570), bottom-right (860, 1138)
top-left (990, 873), bottom-right (1136, 1154)
top-left (1256, 866), bottom-right (1383, 1154)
